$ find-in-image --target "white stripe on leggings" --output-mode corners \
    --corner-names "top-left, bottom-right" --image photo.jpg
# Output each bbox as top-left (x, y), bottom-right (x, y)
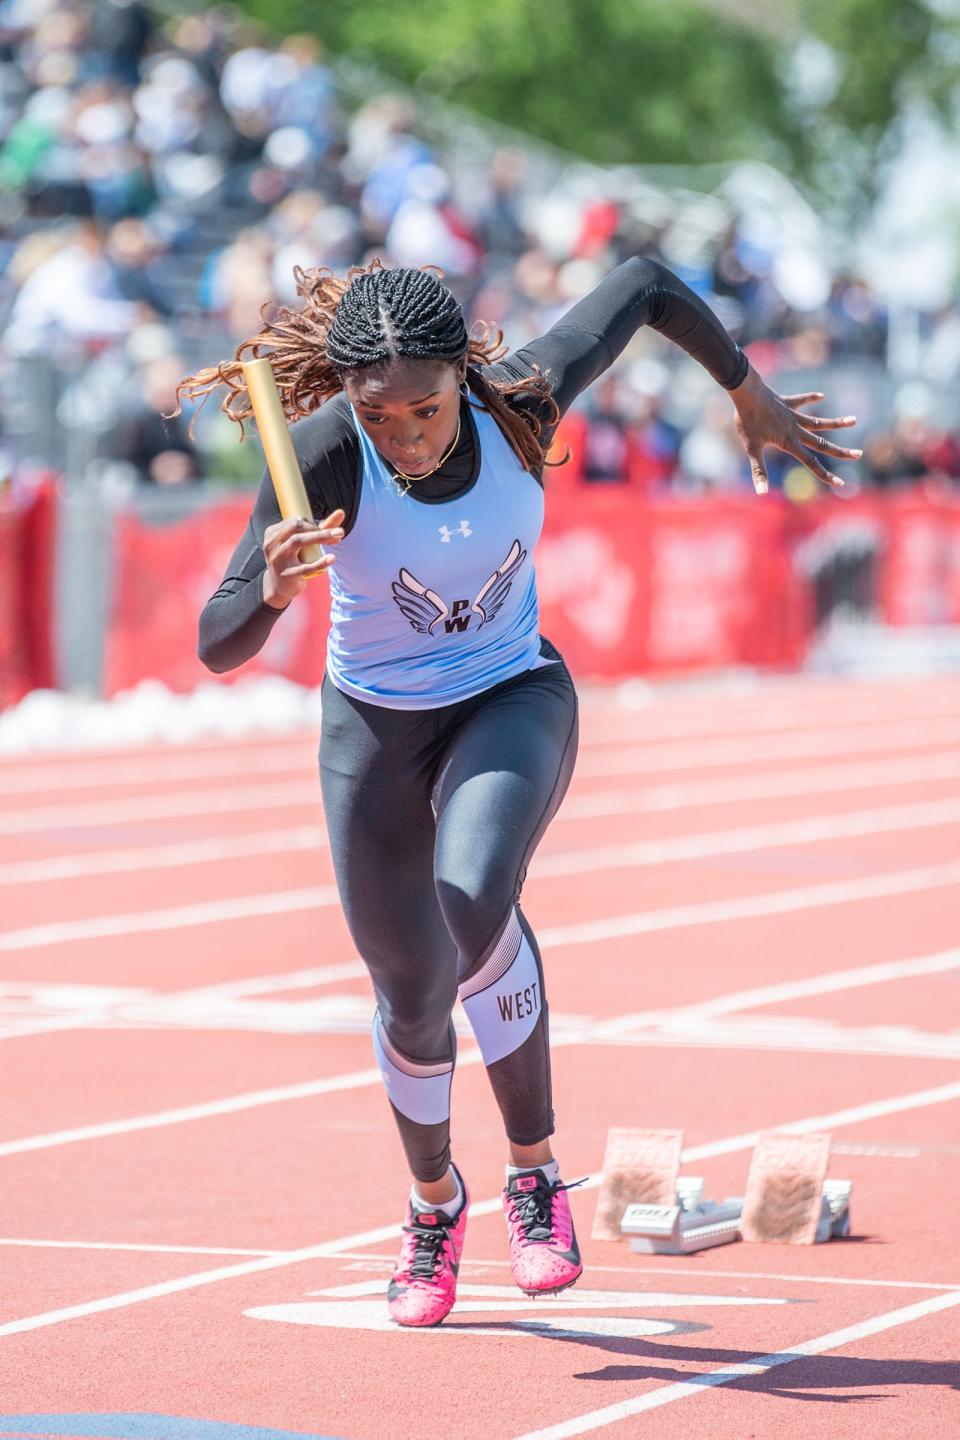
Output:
top-left (371, 1014), bottom-right (453, 1126)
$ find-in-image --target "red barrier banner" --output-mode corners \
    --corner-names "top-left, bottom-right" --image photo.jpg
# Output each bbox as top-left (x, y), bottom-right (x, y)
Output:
top-left (536, 492), bottom-right (808, 675)
top-left (102, 499), bottom-right (331, 696)
top-left (101, 489), bottom-right (960, 697)
top-left (0, 480), bottom-right (56, 706)
top-left (0, 498), bottom-right (20, 706)
top-left (876, 495), bottom-right (960, 625)
top-left (785, 493), bottom-right (960, 629)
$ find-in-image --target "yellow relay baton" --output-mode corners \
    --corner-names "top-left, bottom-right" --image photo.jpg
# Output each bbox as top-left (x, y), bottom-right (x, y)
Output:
top-left (242, 356), bottom-right (324, 570)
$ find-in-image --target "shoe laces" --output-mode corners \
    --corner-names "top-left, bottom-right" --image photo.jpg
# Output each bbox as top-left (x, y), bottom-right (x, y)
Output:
top-left (402, 1218), bottom-right (451, 1281)
top-left (509, 1175), bottom-right (587, 1245)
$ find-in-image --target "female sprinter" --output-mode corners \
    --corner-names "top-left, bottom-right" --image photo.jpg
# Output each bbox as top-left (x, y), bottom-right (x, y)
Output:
top-left (179, 257), bottom-right (860, 1327)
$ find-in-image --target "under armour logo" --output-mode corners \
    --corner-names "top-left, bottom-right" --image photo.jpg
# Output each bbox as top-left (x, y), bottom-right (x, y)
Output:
top-left (438, 521), bottom-right (472, 542)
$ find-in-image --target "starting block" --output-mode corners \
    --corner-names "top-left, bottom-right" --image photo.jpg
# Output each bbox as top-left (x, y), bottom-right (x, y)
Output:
top-left (621, 1176), bottom-right (743, 1255)
top-left (741, 1131), bottom-right (852, 1245)
top-left (596, 1126), bottom-right (853, 1254)
top-left (593, 1129), bottom-right (742, 1254)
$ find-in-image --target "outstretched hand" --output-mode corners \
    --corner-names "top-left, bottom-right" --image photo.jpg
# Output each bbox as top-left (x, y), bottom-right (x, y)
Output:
top-left (730, 365), bottom-right (862, 495)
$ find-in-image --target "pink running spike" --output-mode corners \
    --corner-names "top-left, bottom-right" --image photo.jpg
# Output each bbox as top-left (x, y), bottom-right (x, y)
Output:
top-left (503, 1169), bottom-right (584, 1296)
top-left (387, 1174), bottom-right (469, 1327)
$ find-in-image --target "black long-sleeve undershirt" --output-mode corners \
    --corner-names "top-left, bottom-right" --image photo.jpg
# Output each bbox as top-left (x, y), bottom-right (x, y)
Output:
top-left (198, 257), bottom-right (747, 673)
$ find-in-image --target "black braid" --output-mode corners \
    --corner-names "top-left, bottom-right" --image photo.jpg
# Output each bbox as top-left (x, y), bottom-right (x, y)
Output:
top-left (326, 267), bottom-right (468, 372)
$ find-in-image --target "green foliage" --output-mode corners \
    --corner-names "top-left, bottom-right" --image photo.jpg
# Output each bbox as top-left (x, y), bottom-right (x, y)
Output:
top-left (235, 0), bottom-right (960, 213)
top-left (794, 0), bottom-right (960, 210)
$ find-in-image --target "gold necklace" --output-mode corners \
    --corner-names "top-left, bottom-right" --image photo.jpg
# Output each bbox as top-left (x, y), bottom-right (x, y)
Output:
top-left (391, 415), bottom-right (461, 494)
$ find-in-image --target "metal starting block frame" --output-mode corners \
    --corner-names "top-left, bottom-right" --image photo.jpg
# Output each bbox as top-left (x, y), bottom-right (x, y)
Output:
top-left (599, 1127), bottom-right (853, 1254)
top-left (618, 1169), bottom-right (852, 1261)
top-left (619, 1174), bottom-right (853, 1255)
top-left (817, 1178), bottom-right (853, 1241)
top-left (621, 1176), bottom-right (743, 1255)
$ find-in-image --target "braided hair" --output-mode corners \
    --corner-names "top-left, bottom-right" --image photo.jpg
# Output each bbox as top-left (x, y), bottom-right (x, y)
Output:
top-left (175, 260), bottom-right (559, 475)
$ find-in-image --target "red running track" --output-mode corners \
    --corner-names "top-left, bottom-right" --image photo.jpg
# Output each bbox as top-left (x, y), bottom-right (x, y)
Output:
top-left (1, 673), bottom-right (959, 1440)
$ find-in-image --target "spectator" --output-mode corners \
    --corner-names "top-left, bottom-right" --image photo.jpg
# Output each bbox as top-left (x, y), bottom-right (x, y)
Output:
top-left (626, 389), bottom-right (682, 492)
top-left (676, 395), bottom-right (748, 495)
top-left (109, 354), bottom-right (202, 485)
top-left (85, 0), bottom-right (154, 86)
top-left (105, 216), bottom-right (172, 314)
top-left (0, 0), bottom-right (953, 496)
top-left (862, 424), bottom-right (927, 489)
top-left (6, 217), bottom-right (137, 355)
top-left (385, 163), bottom-right (482, 277)
top-left (474, 147), bottom-right (530, 262)
top-left (352, 96), bottom-right (434, 235)
top-left (573, 374), bottom-right (634, 485)
top-left (826, 273), bottom-right (887, 360)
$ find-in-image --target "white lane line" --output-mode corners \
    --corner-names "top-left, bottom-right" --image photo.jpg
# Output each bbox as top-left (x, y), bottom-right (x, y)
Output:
top-left (163, 963), bottom-right (369, 1001)
top-left (5, 716), bottom-right (958, 837)
top-left (589, 1018), bottom-right (960, 1062)
top-left (0, 782), bottom-right (320, 836)
top-left (675, 1080), bottom-right (960, 1165)
top-left (337, 1253), bottom-right (960, 1292)
top-left (511, 1290), bottom-right (960, 1439)
top-left (0, 942), bottom-right (951, 1056)
top-left (0, 1067), bottom-right (387, 1158)
top-left (535, 797), bottom-right (960, 879)
top-left (0, 1046), bottom-right (481, 1157)
top-left (559, 751), bottom-right (960, 820)
top-left (582, 947), bottom-right (960, 1056)
top-left (2, 1080), bottom-right (960, 1339)
top-left (673, 947), bottom-right (960, 1022)
top-left (581, 682), bottom-right (960, 724)
top-left (577, 701), bottom-right (960, 748)
top-left (9, 754), bottom-right (960, 888)
top-left (617, 1266), bottom-right (960, 1293)
top-left (2, 905), bottom-right (959, 1160)
top-left (5, 840), bottom-right (960, 960)
top-left (0, 744), bottom-right (314, 797)
top-left (0, 828), bottom-right (327, 886)
top-left (0, 1223), bottom-right (409, 1339)
top-left (0, 1238), bottom-right (280, 1257)
top-left (0, 973), bottom-right (953, 1060)
top-left (4, 696), bottom-right (956, 796)
top-left (0, 887), bottom-right (339, 953)
top-left (538, 859), bottom-right (960, 950)
top-left (0, 728), bottom-right (302, 771)
top-left (0, 962), bottom-right (371, 1042)
top-left (576, 717), bottom-right (960, 779)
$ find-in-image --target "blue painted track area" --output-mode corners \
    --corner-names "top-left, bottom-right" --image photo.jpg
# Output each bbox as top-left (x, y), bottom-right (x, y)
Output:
top-left (0, 1418), bottom-right (344, 1440)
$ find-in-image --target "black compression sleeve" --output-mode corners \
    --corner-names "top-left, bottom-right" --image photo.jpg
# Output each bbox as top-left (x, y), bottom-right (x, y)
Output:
top-left (495, 256), bottom-right (748, 424)
top-left (197, 484), bottom-right (286, 674)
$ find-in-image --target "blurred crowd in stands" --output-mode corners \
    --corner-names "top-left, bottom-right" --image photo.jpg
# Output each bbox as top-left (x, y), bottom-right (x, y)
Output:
top-left (2, 0), bottom-right (960, 499)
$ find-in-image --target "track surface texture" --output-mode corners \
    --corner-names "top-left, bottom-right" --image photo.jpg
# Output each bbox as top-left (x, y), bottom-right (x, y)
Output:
top-left (2, 673), bottom-right (959, 1440)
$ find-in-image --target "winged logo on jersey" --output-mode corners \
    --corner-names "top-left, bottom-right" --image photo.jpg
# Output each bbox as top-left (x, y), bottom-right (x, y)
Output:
top-left (391, 539), bottom-right (527, 636)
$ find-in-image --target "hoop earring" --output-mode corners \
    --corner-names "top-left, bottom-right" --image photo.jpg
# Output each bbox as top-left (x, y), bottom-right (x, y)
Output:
top-left (459, 381), bottom-right (470, 398)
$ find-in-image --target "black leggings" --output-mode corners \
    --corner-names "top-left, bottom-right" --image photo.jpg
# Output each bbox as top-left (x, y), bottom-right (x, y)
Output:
top-left (319, 638), bottom-right (579, 1182)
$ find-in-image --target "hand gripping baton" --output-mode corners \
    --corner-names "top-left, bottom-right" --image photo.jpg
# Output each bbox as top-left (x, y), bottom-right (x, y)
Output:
top-left (242, 356), bottom-right (324, 569)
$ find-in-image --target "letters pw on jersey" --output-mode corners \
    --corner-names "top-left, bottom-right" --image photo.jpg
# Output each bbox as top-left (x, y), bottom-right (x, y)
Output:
top-left (391, 540), bottom-right (527, 638)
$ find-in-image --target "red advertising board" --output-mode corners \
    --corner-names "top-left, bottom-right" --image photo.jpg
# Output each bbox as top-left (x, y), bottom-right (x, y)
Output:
top-left (0, 480), bottom-right (55, 705)
top-left (536, 491), bottom-right (808, 676)
top-left (98, 489), bottom-right (960, 697)
top-left (102, 499), bottom-right (332, 696)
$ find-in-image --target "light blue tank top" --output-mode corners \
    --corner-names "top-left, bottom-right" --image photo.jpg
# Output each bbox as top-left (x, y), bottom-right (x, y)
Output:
top-left (326, 402), bottom-right (545, 709)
